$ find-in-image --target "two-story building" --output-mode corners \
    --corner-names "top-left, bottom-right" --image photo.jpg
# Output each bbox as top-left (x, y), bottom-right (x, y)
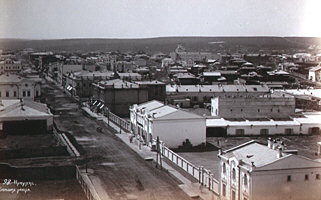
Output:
top-left (0, 59), bottom-right (22, 74)
top-left (211, 93), bottom-right (295, 119)
top-left (65, 70), bottom-right (114, 99)
top-left (92, 79), bottom-right (148, 117)
top-left (130, 100), bottom-right (206, 148)
top-left (218, 140), bottom-right (321, 200)
top-left (0, 73), bottom-right (42, 100)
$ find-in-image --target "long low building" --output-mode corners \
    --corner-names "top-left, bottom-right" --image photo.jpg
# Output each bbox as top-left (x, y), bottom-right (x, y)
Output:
top-left (206, 111), bottom-right (321, 136)
top-left (0, 99), bottom-right (53, 137)
top-left (130, 100), bottom-right (206, 148)
top-left (166, 84), bottom-right (270, 106)
top-left (211, 93), bottom-right (295, 119)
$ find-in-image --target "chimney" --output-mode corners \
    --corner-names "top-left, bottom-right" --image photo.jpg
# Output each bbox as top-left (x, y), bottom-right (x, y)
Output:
top-left (272, 139), bottom-right (277, 150)
top-left (277, 147), bottom-right (283, 158)
top-left (267, 138), bottom-right (272, 148)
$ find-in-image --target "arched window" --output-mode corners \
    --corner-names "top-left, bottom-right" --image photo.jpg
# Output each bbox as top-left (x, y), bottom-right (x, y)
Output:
top-left (232, 168), bottom-right (236, 180)
top-left (244, 174), bottom-right (248, 186)
top-left (222, 163), bottom-right (226, 174)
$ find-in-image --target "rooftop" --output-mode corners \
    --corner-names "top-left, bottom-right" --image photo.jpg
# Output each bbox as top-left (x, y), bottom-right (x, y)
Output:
top-left (95, 79), bottom-right (140, 89)
top-left (222, 141), bottom-right (321, 171)
top-left (167, 84), bottom-right (270, 93)
top-left (0, 99), bottom-right (52, 118)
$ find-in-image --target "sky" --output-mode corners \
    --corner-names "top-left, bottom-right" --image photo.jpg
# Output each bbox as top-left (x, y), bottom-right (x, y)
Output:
top-left (0, 0), bottom-right (320, 39)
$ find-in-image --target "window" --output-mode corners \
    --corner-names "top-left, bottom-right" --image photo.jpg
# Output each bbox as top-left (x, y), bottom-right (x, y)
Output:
top-left (232, 168), bottom-right (236, 180)
top-left (258, 109), bottom-right (260, 112)
top-left (230, 109), bottom-right (233, 112)
top-left (6, 91), bottom-right (9, 97)
top-left (0, 92), bottom-right (1, 97)
top-left (222, 163), bottom-right (226, 174)
top-left (14, 91), bottom-right (16, 97)
top-left (260, 129), bottom-right (269, 135)
top-left (287, 175), bottom-right (291, 182)
top-left (232, 190), bottom-right (236, 200)
top-left (222, 184), bottom-right (226, 196)
top-left (36, 91), bottom-right (39, 97)
top-left (23, 91), bottom-right (26, 97)
top-left (316, 174), bottom-right (320, 180)
top-left (244, 174), bottom-right (248, 186)
top-left (236, 129), bottom-right (245, 136)
top-left (285, 128), bottom-right (293, 135)
top-left (305, 174), bottom-right (309, 181)
top-left (25, 84), bottom-right (28, 87)
top-left (27, 91), bottom-right (31, 97)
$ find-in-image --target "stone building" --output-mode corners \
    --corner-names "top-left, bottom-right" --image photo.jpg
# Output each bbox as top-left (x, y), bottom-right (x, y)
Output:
top-left (211, 93), bottom-right (295, 119)
top-left (0, 59), bottom-right (22, 74)
top-left (218, 140), bottom-right (321, 200)
top-left (130, 100), bottom-right (206, 148)
top-left (92, 79), bottom-right (148, 117)
top-left (0, 73), bottom-right (41, 100)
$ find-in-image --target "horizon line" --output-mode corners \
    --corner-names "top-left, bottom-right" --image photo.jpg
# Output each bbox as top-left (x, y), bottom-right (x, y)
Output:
top-left (1, 35), bottom-right (321, 40)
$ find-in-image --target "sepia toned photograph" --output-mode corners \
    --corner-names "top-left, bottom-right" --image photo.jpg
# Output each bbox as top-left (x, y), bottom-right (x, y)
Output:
top-left (0, 0), bottom-right (321, 199)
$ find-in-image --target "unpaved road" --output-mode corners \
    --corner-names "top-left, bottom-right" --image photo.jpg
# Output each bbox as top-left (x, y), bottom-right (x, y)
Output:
top-left (43, 80), bottom-right (191, 200)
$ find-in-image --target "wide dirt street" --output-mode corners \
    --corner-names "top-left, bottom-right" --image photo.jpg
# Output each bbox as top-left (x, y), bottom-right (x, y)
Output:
top-left (43, 80), bottom-right (191, 200)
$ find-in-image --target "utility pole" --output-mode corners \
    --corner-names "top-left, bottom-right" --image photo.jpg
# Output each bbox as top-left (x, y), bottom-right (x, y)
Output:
top-left (156, 136), bottom-right (162, 169)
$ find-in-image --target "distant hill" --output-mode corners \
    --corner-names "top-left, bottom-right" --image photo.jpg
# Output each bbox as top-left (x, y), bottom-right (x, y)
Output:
top-left (0, 37), bottom-right (320, 53)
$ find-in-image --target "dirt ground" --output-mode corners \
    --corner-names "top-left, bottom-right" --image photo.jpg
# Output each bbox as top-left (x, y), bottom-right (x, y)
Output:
top-left (43, 80), bottom-right (191, 200)
top-left (0, 179), bottom-right (87, 200)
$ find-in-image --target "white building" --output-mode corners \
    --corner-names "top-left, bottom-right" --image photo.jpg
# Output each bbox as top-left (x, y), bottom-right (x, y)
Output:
top-left (130, 100), bottom-right (206, 148)
top-left (207, 118), bottom-right (300, 136)
top-left (218, 140), bottom-right (321, 200)
top-left (0, 73), bottom-right (42, 100)
top-left (308, 65), bottom-right (321, 82)
top-left (0, 59), bottom-right (22, 74)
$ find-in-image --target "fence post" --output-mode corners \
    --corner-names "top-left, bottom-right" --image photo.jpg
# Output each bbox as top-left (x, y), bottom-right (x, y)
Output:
top-left (199, 166), bottom-right (204, 184)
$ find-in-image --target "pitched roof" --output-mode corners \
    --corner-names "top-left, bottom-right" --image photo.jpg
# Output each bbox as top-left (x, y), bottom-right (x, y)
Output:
top-left (223, 141), bottom-right (321, 171)
top-left (134, 100), bottom-right (204, 120)
top-left (0, 100), bottom-right (52, 119)
top-left (0, 73), bottom-right (23, 84)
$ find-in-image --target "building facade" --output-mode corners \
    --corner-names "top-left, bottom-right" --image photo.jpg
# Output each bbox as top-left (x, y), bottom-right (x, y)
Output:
top-left (0, 99), bottom-right (53, 137)
top-left (65, 70), bottom-right (114, 98)
top-left (218, 140), bottom-right (321, 200)
top-left (308, 66), bottom-right (321, 82)
top-left (130, 100), bottom-right (206, 148)
top-left (92, 79), bottom-right (148, 117)
top-left (135, 80), bottom-right (166, 102)
top-left (0, 59), bottom-right (22, 74)
top-left (0, 73), bottom-right (41, 100)
top-left (166, 84), bottom-right (270, 107)
top-left (211, 93), bottom-right (295, 119)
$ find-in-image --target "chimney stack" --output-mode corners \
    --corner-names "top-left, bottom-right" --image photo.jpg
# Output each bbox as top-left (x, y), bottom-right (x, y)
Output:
top-left (267, 138), bottom-right (272, 148)
top-left (272, 139), bottom-right (277, 150)
top-left (277, 147), bottom-right (283, 158)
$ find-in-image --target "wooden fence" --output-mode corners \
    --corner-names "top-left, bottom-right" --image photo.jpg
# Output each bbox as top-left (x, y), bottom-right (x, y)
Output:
top-left (158, 141), bottom-right (220, 195)
top-left (107, 111), bottom-right (131, 132)
top-left (75, 166), bottom-right (101, 200)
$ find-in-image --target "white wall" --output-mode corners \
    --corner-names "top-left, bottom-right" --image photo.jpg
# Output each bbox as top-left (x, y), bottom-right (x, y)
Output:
top-left (252, 169), bottom-right (321, 200)
top-left (152, 118), bottom-right (206, 148)
top-left (227, 124), bottom-right (300, 136)
top-left (309, 71), bottom-right (316, 82)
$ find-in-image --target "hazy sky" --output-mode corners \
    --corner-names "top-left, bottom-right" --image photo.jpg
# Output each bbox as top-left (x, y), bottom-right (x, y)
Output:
top-left (0, 0), bottom-right (320, 39)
